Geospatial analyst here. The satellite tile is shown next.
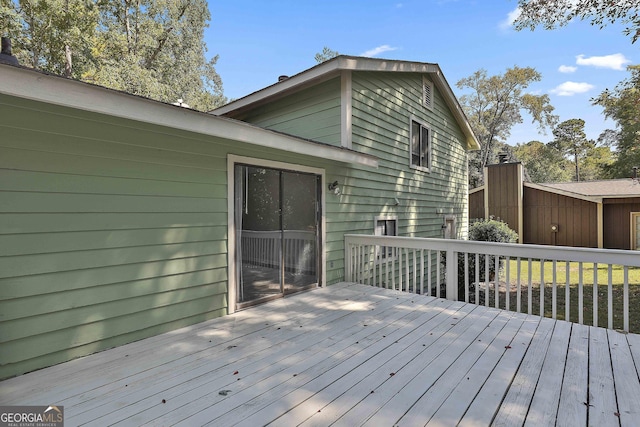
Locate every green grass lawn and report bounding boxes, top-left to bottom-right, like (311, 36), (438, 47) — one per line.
(466, 261), (640, 333)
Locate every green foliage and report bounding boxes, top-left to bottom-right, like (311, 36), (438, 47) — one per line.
(592, 65), (640, 178)
(513, 140), (572, 183)
(314, 46), (339, 63)
(580, 145), (614, 181)
(514, 0), (640, 44)
(2, 0), (99, 77)
(2, 0), (226, 111)
(468, 218), (519, 245)
(456, 66), (557, 188)
(455, 218), (518, 301)
(549, 118), (593, 181)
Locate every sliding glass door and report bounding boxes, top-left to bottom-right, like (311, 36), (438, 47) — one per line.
(234, 164), (320, 307)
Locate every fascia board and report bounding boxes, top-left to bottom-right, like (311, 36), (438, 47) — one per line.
(524, 182), (602, 203)
(212, 56), (480, 151)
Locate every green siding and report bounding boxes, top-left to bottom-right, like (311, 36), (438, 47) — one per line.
(349, 71), (469, 237)
(0, 68), (472, 379)
(0, 94), (338, 379)
(231, 71), (471, 287)
(233, 78), (342, 146)
(321, 72), (470, 284)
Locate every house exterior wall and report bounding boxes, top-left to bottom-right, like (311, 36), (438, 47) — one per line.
(0, 94), (345, 379)
(229, 71), (472, 279)
(603, 198), (640, 250)
(522, 186), (598, 247)
(349, 71), (470, 240)
(229, 78), (342, 146)
(0, 69), (473, 379)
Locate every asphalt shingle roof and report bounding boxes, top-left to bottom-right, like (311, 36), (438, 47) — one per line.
(540, 179), (640, 197)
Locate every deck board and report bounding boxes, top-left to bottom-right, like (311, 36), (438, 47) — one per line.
(1, 282), (639, 426)
(523, 320), (571, 426)
(556, 323), (589, 427)
(589, 327), (620, 426)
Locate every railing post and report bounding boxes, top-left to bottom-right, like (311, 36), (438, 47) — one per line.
(446, 248), (457, 301)
(344, 237), (351, 282)
(340, 235), (640, 333)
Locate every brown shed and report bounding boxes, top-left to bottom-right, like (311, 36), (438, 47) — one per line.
(469, 162), (640, 250)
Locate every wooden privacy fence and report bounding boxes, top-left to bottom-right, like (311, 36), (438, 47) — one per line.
(344, 234), (640, 332)
(241, 230), (316, 274)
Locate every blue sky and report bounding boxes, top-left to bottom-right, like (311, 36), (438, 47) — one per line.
(205, 0), (637, 146)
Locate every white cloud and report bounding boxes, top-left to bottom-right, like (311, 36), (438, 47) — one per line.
(576, 53), (631, 70)
(499, 7), (521, 30)
(360, 45), (398, 57)
(550, 81), (595, 96)
(558, 65), (577, 73)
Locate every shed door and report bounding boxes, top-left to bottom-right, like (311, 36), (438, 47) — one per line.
(234, 164), (320, 308)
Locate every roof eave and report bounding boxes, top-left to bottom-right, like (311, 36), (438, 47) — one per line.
(0, 64), (378, 168)
(211, 56), (481, 150)
(524, 182), (602, 203)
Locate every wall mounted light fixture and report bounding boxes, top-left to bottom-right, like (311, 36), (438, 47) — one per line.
(328, 181), (341, 195)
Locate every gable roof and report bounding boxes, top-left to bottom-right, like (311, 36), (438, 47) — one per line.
(0, 63), (378, 168)
(211, 55), (480, 150)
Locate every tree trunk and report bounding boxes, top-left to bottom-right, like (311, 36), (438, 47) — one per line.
(124, 0), (132, 53)
(64, 45), (72, 78)
(63, 0), (72, 78)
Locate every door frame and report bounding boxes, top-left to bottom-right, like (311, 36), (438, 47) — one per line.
(227, 154), (326, 314)
(632, 212), (640, 250)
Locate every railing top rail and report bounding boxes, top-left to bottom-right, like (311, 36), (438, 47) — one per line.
(344, 234), (640, 267)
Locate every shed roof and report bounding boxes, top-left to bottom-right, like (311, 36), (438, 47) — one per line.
(539, 179), (640, 198)
(211, 55), (480, 150)
(0, 63), (378, 168)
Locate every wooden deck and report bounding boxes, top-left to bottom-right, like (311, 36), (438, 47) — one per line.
(2, 282), (640, 426)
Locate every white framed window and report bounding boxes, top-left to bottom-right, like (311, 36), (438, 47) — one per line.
(375, 216), (398, 260)
(423, 76), (434, 110)
(410, 117), (431, 172)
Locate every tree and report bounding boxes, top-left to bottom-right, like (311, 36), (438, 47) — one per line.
(2, 0), (226, 111)
(514, 0), (640, 43)
(592, 65), (640, 178)
(513, 140), (572, 183)
(456, 66), (557, 187)
(314, 46), (339, 63)
(580, 145), (614, 181)
(549, 119), (592, 181)
(1, 0), (98, 77)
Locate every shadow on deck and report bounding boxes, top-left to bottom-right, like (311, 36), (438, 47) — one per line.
(1, 282), (639, 426)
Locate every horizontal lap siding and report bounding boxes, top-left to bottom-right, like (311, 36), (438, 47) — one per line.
(217, 72), (471, 285)
(0, 95), (338, 379)
(233, 79), (342, 146)
(348, 72), (469, 240)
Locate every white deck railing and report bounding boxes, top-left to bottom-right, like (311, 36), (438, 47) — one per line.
(344, 234), (640, 332)
(241, 230), (316, 274)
